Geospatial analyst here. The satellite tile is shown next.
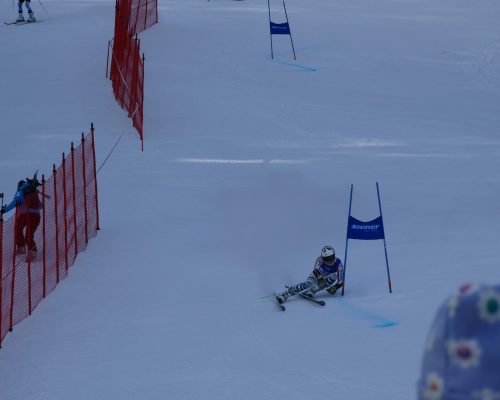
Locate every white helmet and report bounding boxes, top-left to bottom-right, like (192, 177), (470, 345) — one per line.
(321, 245), (335, 258)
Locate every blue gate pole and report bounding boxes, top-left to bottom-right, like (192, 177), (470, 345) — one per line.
(282, 1), (296, 60)
(341, 184), (354, 296)
(268, 0), (274, 59)
(376, 182), (393, 293)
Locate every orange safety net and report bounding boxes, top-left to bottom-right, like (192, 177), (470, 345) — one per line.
(0, 125), (99, 347)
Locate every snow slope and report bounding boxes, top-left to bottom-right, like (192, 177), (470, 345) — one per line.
(1, 0), (500, 398)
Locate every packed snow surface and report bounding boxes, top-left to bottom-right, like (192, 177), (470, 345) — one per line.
(1, 0), (500, 398)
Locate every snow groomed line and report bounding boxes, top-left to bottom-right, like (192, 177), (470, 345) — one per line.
(175, 158), (311, 164)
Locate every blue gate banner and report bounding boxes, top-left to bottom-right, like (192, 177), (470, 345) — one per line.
(347, 216), (385, 240)
(270, 21), (290, 35)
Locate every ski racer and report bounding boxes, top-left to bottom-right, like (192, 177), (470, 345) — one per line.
(275, 245), (344, 305)
(16, 0), (35, 23)
(0, 175), (42, 258)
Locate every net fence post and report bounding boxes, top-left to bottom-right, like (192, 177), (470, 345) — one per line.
(9, 206), (19, 332)
(62, 153), (69, 272)
(91, 124), (100, 231)
(71, 143), (78, 259)
(0, 198), (3, 348)
(42, 175), (47, 298)
(53, 164), (60, 283)
(81, 133), (89, 245)
(27, 211), (32, 315)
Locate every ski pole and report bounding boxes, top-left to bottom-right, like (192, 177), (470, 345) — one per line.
(37, 190), (51, 200)
(36, 0), (49, 19)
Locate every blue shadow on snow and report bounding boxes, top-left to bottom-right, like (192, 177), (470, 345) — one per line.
(339, 298), (398, 328)
(274, 60), (317, 72)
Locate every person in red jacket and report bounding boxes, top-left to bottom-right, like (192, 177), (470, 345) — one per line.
(1, 176), (42, 258)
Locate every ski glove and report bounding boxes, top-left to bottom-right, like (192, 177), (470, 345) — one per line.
(327, 282), (343, 295)
(327, 286), (337, 295)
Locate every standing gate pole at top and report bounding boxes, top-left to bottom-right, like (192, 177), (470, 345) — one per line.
(282, 1), (296, 60)
(267, 0), (274, 59)
(376, 182), (392, 293)
(341, 185), (353, 296)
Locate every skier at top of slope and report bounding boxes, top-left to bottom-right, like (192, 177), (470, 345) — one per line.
(275, 245), (344, 305)
(16, 0), (35, 23)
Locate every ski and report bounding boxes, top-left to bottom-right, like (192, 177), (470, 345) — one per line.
(284, 286), (326, 307)
(4, 20), (42, 26)
(298, 291), (325, 307)
(273, 287), (326, 311)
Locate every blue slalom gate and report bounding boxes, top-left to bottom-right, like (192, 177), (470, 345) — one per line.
(342, 183), (393, 296)
(267, 0), (296, 59)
